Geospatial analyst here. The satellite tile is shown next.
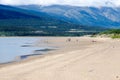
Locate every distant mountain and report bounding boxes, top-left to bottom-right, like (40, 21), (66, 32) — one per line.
(18, 5), (120, 28)
(0, 4), (64, 20)
(0, 4), (68, 27)
(0, 4), (40, 19)
(0, 4), (108, 36)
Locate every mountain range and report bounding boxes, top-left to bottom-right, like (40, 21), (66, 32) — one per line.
(18, 5), (120, 28)
(0, 4), (120, 36)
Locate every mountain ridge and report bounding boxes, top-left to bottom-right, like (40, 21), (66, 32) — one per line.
(17, 5), (120, 28)
(0, 4), (109, 36)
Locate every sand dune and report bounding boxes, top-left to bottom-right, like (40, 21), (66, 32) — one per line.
(0, 37), (120, 80)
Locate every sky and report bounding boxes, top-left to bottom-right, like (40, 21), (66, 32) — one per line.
(0, 0), (120, 7)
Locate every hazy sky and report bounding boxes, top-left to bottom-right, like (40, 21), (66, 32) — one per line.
(0, 0), (120, 7)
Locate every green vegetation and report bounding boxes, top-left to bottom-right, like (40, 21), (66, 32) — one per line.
(0, 26), (101, 36)
(100, 29), (120, 39)
(101, 29), (120, 34)
(0, 18), (107, 36)
(111, 35), (120, 39)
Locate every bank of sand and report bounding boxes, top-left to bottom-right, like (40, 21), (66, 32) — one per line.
(0, 37), (120, 80)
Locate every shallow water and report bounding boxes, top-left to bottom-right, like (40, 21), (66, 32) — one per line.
(0, 37), (52, 63)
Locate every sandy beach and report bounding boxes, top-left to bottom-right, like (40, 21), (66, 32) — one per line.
(0, 37), (120, 80)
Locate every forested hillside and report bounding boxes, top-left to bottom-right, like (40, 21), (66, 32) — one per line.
(0, 5), (107, 36)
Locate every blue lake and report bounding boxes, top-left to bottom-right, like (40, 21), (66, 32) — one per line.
(0, 37), (52, 63)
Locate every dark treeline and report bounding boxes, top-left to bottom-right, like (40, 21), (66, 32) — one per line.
(0, 26), (102, 36)
(0, 19), (107, 36)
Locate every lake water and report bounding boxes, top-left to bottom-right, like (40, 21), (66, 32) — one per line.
(0, 37), (53, 63)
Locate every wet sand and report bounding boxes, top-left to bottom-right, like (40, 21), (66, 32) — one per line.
(0, 37), (120, 80)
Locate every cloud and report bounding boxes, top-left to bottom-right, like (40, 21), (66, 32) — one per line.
(114, 0), (120, 6)
(0, 0), (120, 7)
(0, 0), (58, 5)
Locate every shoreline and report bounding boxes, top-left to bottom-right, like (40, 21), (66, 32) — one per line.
(1, 37), (120, 80)
(0, 36), (103, 68)
(0, 47), (57, 68)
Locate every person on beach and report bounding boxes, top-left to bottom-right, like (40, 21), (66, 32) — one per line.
(92, 40), (96, 42)
(66, 38), (71, 42)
